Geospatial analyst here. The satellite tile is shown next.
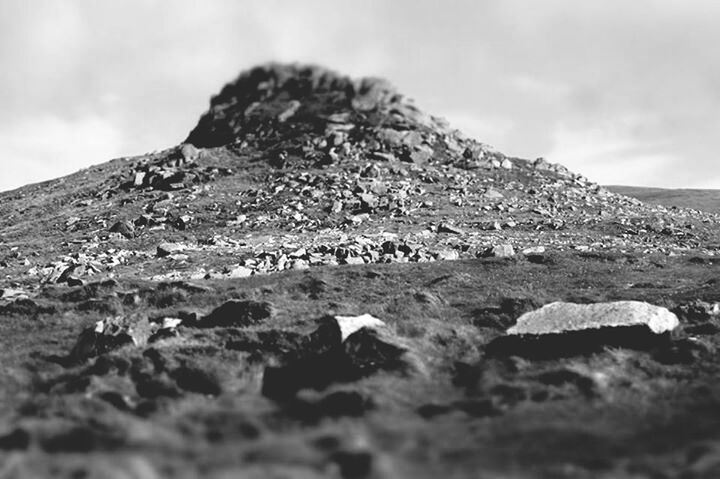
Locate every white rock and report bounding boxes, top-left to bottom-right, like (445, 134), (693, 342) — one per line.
(436, 249), (460, 261)
(507, 301), (679, 335)
(490, 244), (515, 257)
(161, 317), (183, 329)
(522, 246), (546, 255)
(227, 266), (253, 278)
(334, 314), (386, 342)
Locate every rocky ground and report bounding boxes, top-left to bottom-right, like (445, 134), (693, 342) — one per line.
(1, 64), (719, 478)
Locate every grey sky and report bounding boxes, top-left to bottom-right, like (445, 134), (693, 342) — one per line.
(1, 0), (718, 191)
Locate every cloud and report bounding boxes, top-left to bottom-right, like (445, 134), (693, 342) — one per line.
(545, 117), (678, 187)
(0, 1), (719, 189)
(0, 115), (122, 192)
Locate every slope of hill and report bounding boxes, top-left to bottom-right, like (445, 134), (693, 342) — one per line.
(1, 64), (720, 478)
(607, 185), (720, 213)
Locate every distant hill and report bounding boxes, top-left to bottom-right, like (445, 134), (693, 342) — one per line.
(606, 185), (720, 213)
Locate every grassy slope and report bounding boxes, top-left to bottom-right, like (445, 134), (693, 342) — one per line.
(3, 252), (720, 477)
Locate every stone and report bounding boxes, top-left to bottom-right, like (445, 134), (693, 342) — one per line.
(157, 242), (184, 257)
(180, 143), (200, 162)
(109, 220), (135, 239)
(277, 100), (301, 122)
(486, 301), (680, 359)
(483, 188), (504, 199)
(438, 223), (464, 235)
(408, 145), (434, 164)
(69, 318), (135, 362)
(227, 265), (253, 278)
(507, 301), (679, 336)
(370, 151), (396, 162)
(334, 314), (386, 342)
(0, 288), (29, 300)
(522, 246), (546, 255)
(343, 256), (366, 265)
(483, 244), (515, 258)
(436, 249), (460, 261)
(500, 158), (513, 169)
(133, 171), (146, 187)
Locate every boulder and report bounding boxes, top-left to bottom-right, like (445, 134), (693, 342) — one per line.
(508, 301), (679, 336)
(180, 143), (200, 162)
(109, 220), (135, 239)
(157, 242), (185, 257)
(486, 301), (680, 359)
(438, 223), (464, 235)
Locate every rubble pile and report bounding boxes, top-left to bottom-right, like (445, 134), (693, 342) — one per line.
(117, 146), (233, 193)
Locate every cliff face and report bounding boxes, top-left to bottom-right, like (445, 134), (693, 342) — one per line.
(0, 64), (720, 478)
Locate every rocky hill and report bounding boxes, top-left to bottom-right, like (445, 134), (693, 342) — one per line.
(1, 64), (720, 478)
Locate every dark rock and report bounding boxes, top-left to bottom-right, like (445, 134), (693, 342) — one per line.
(198, 300), (275, 328)
(173, 365), (223, 396)
(97, 391), (135, 412)
(109, 220), (135, 239)
(157, 242), (184, 257)
(0, 428), (30, 450)
(262, 315), (407, 399)
(69, 319), (135, 362)
(330, 450), (374, 479)
(438, 223), (464, 235)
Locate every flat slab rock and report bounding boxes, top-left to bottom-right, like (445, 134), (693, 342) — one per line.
(508, 301), (679, 335)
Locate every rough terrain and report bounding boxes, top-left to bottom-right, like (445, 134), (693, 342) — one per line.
(1, 64), (720, 478)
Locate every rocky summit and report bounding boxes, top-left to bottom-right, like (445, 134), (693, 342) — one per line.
(1, 63), (720, 478)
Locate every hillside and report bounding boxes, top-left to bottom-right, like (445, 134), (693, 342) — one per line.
(1, 64), (720, 478)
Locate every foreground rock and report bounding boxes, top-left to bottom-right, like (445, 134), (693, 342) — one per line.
(262, 314), (409, 399)
(508, 301), (679, 335)
(487, 301), (679, 359)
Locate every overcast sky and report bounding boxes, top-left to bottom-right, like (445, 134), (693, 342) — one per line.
(1, 1), (719, 191)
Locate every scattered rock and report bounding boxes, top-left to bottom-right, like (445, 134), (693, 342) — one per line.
(522, 246), (546, 255)
(109, 220), (135, 239)
(69, 319), (135, 362)
(226, 265), (253, 278)
(438, 223), (464, 235)
(482, 245), (515, 258)
(157, 243), (185, 257)
(180, 143), (200, 161)
(261, 314), (408, 399)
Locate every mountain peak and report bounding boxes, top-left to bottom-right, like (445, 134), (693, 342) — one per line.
(186, 63), (396, 147)
(185, 63), (504, 171)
